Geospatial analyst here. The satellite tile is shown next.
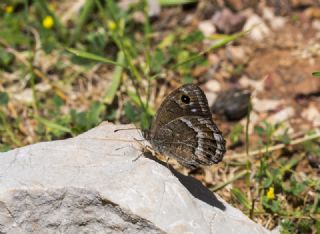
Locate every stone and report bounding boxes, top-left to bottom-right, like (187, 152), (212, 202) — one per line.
(270, 17), (287, 30)
(212, 88), (251, 121)
(243, 14), (271, 41)
(226, 45), (251, 65)
(0, 123), (272, 234)
(205, 92), (218, 108)
(301, 104), (320, 126)
(291, 0), (316, 8)
(198, 20), (216, 36)
(312, 20), (320, 31)
(148, 0), (161, 18)
(262, 7), (287, 30)
(212, 8), (246, 34)
(205, 79), (221, 93)
(225, 0), (256, 11)
(13, 88), (33, 104)
(252, 98), (282, 113)
(239, 75), (265, 92)
(267, 107), (295, 124)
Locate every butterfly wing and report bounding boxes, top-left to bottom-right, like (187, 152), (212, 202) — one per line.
(150, 116), (226, 169)
(150, 84), (212, 137)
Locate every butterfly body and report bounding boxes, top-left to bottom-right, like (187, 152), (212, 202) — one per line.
(148, 84), (226, 169)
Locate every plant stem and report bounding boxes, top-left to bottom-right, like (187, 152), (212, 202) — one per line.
(210, 170), (249, 192)
(227, 130), (320, 160)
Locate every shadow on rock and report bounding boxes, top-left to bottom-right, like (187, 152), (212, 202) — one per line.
(144, 152), (226, 211)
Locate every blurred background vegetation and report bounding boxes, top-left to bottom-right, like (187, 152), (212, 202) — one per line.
(0, 0), (319, 233)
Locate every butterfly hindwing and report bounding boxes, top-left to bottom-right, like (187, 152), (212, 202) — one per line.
(150, 116), (226, 168)
(148, 84), (226, 168)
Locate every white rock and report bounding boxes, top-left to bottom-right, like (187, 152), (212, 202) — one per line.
(262, 7), (275, 21)
(239, 75), (265, 92)
(226, 45), (250, 65)
(205, 79), (221, 93)
(312, 20), (320, 31)
(198, 20), (216, 36)
(205, 92), (218, 107)
(0, 123), (272, 234)
(148, 0), (161, 17)
(267, 107), (295, 124)
(262, 7), (286, 30)
(252, 98), (282, 113)
(244, 14), (271, 41)
(270, 17), (286, 30)
(13, 88), (33, 104)
(302, 105), (320, 126)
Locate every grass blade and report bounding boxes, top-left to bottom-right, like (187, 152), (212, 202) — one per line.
(231, 188), (252, 210)
(104, 51), (124, 104)
(160, 0), (198, 5)
(312, 71), (320, 77)
(35, 116), (72, 134)
(66, 48), (127, 68)
(172, 31), (247, 70)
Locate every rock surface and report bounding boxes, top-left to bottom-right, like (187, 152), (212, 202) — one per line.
(0, 122), (272, 234)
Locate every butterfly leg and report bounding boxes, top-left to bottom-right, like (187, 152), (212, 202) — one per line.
(132, 143), (154, 162)
(165, 157), (171, 168)
(132, 152), (144, 162)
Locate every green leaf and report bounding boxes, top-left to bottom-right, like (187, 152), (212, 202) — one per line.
(87, 101), (104, 127)
(182, 75), (194, 84)
(0, 47), (14, 67)
(231, 188), (251, 210)
(104, 51), (124, 104)
(0, 92), (9, 106)
(159, 0), (198, 6)
(124, 102), (138, 122)
(262, 199), (281, 213)
(172, 31), (246, 70)
(52, 95), (64, 108)
(158, 34), (176, 49)
(182, 30), (204, 44)
(66, 48), (127, 68)
(281, 219), (295, 234)
(229, 123), (243, 144)
(35, 116), (72, 134)
(70, 101), (104, 133)
(316, 220), (320, 234)
(127, 91), (155, 117)
(312, 71), (320, 77)
(70, 0), (95, 43)
(0, 144), (11, 152)
(150, 49), (167, 73)
(261, 177), (273, 188)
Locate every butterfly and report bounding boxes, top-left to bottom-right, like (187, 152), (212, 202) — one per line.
(146, 84), (226, 169)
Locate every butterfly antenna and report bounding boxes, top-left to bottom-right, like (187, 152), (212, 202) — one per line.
(115, 145), (130, 151)
(133, 137), (146, 142)
(114, 127), (148, 140)
(114, 127), (139, 133)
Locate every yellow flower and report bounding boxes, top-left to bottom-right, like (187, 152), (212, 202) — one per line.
(42, 16), (54, 29)
(107, 21), (116, 31)
(266, 187), (275, 200)
(5, 5), (14, 14)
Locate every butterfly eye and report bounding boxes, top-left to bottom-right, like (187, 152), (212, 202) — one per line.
(181, 94), (190, 104)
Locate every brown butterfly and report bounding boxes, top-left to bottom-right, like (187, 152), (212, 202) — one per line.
(147, 84), (226, 169)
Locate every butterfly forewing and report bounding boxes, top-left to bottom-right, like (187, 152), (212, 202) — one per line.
(150, 84), (211, 137)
